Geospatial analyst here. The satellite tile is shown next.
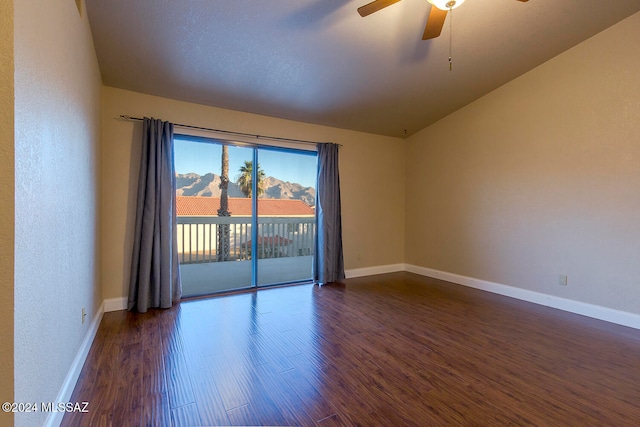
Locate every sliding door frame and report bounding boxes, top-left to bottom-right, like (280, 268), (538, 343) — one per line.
(175, 133), (317, 293)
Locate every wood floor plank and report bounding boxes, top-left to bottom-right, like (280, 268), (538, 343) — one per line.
(279, 367), (338, 423)
(165, 351), (195, 409)
(141, 392), (171, 426)
(170, 403), (201, 427)
(189, 368), (231, 426)
(62, 272), (640, 426)
(247, 362), (319, 426)
(206, 352), (252, 412)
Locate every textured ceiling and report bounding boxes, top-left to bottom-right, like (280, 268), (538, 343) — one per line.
(86, 0), (640, 137)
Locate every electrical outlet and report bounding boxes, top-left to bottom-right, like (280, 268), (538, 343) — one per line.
(559, 275), (568, 286)
(82, 307), (86, 324)
(357, 253), (361, 261)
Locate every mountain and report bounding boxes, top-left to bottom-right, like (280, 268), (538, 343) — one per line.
(176, 173), (316, 206)
(262, 176), (316, 207)
(176, 173), (244, 198)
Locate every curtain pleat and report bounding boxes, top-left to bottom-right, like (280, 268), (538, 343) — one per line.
(315, 143), (345, 284)
(128, 117), (181, 312)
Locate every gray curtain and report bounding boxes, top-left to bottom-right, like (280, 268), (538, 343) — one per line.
(315, 142), (345, 284)
(128, 117), (181, 312)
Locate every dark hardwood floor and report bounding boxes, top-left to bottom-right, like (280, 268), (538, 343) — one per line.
(63, 272), (640, 426)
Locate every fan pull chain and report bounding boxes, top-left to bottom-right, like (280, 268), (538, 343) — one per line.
(449, 5), (453, 71)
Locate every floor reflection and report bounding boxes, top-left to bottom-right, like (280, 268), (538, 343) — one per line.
(178, 284), (328, 424)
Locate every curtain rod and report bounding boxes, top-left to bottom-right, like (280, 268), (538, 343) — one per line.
(119, 115), (338, 147)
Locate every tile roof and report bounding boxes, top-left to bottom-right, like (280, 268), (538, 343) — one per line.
(176, 196), (314, 217)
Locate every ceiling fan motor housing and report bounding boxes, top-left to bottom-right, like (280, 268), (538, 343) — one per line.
(427, 0), (465, 10)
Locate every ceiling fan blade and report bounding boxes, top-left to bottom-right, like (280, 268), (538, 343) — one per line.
(357, 0), (402, 17)
(422, 6), (448, 40)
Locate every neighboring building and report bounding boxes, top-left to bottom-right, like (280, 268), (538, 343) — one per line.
(176, 196), (315, 217)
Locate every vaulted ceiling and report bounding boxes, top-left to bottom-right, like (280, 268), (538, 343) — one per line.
(86, 0), (640, 137)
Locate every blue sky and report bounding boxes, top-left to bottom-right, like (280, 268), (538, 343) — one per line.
(174, 137), (318, 188)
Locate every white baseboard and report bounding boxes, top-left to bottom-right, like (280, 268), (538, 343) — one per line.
(405, 264), (640, 330)
(103, 297), (127, 312)
(44, 303), (104, 427)
(345, 263), (405, 279)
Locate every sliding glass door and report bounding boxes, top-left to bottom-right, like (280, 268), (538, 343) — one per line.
(174, 135), (317, 296)
(256, 147), (317, 286)
(174, 138), (254, 295)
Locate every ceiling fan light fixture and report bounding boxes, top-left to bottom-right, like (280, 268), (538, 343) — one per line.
(427, 0), (465, 10)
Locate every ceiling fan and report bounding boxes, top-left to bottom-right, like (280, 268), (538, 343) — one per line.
(358, 0), (529, 40)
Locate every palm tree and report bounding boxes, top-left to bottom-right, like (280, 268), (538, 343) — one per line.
(217, 145), (230, 261)
(236, 160), (266, 198)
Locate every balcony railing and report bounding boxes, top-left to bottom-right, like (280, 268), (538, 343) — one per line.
(177, 216), (316, 264)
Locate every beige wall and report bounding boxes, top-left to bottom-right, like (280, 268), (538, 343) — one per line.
(0, 1), (14, 425)
(405, 12), (640, 314)
(101, 87), (405, 300)
(13, 0), (102, 425)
